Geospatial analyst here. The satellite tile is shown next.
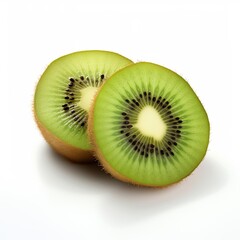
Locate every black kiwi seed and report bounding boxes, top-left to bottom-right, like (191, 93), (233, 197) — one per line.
(162, 101), (169, 108)
(132, 99), (139, 106)
(166, 111), (171, 115)
(101, 74), (104, 79)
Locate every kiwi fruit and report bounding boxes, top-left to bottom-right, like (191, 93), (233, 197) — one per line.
(34, 50), (133, 162)
(88, 62), (210, 187)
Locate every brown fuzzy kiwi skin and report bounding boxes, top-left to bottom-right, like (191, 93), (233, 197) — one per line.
(34, 110), (94, 163)
(87, 65), (206, 188)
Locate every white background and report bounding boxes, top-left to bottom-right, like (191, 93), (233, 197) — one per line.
(2, 0), (240, 239)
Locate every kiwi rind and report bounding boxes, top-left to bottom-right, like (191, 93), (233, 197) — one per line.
(35, 112), (93, 162)
(34, 50), (133, 162)
(88, 62), (210, 186)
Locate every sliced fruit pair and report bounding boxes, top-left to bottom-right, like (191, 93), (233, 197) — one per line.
(34, 51), (210, 187)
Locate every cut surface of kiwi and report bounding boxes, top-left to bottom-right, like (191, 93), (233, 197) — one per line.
(89, 62), (210, 186)
(34, 50), (133, 162)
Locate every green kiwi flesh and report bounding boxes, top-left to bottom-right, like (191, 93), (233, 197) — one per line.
(90, 62), (210, 186)
(34, 50), (133, 161)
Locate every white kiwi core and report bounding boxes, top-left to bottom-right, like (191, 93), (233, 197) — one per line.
(78, 86), (98, 112)
(134, 105), (167, 141)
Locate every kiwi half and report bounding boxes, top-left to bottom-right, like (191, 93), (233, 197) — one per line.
(89, 62), (210, 187)
(34, 50), (133, 162)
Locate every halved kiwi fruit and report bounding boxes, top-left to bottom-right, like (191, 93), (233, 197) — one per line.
(34, 50), (133, 162)
(89, 62), (210, 187)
